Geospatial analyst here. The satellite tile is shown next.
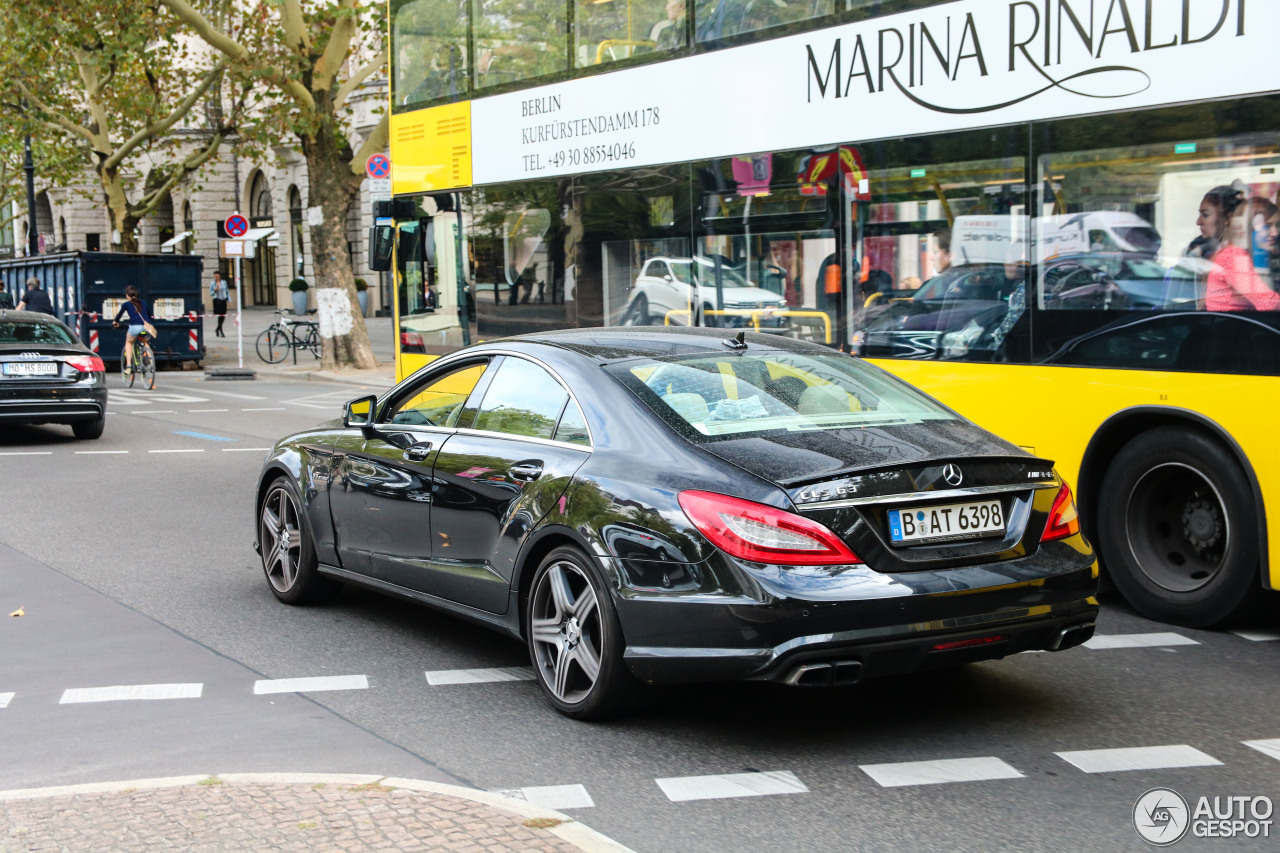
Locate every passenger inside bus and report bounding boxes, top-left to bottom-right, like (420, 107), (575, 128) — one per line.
(1197, 185), (1280, 312)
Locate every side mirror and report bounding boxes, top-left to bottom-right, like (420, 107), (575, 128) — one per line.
(368, 225), (394, 271)
(344, 395), (377, 429)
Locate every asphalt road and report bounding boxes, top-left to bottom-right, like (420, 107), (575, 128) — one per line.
(3, 370), (1280, 852)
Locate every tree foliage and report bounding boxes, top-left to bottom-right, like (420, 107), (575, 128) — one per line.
(0, 0), (246, 252)
(161, 0), (389, 370)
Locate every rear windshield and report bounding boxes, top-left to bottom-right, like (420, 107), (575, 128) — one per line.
(608, 350), (958, 439)
(0, 321), (77, 345)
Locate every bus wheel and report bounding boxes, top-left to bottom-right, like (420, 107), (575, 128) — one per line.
(1097, 426), (1258, 628)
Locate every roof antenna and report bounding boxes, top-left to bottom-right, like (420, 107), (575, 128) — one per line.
(722, 330), (747, 350)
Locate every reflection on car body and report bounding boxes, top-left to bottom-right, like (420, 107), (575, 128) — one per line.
(255, 328), (1097, 720)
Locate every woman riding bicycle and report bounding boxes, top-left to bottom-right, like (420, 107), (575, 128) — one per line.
(112, 285), (155, 375)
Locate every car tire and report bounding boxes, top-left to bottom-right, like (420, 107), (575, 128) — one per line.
(624, 293), (649, 326)
(1096, 426), (1259, 627)
(72, 416), (105, 440)
(259, 476), (342, 605)
(526, 546), (646, 720)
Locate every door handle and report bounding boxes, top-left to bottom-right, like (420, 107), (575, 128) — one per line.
(509, 462), (543, 482)
(403, 442), (433, 462)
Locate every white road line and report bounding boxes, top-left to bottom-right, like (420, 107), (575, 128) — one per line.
(656, 770), (808, 802)
(0, 692), (12, 709)
(149, 449), (205, 454)
(222, 447), (273, 452)
(0, 451), (53, 456)
(1243, 739), (1280, 762)
(188, 408), (228, 413)
(493, 785), (594, 810)
(242, 407), (286, 412)
(75, 450), (129, 455)
(187, 387), (266, 400)
(253, 675), (368, 694)
(132, 410), (176, 415)
(859, 757), (1024, 788)
(1083, 632), (1199, 649)
(424, 667), (535, 685)
(1056, 745), (1222, 774)
(1232, 629), (1280, 642)
(60, 683), (203, 704)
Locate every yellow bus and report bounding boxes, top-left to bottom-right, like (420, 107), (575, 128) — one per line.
(385, 0), (1280, 627)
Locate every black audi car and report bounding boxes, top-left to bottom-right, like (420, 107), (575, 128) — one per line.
(254, 328), (1098, 719)
(0, 310), (107, 439)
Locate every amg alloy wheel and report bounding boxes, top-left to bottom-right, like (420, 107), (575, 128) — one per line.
(259, 477), (341, 605)
(527, 546), (644, 719)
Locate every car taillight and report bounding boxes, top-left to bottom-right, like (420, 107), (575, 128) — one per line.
(401, 331), (425, 354)
(64, 355), (105, 373)
(677, 490), (862, 566)
(1041, 482), (1080, 542)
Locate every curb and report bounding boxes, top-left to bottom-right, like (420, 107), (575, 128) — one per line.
(201, 365), (397, 389)
(0, 773), (636, 853)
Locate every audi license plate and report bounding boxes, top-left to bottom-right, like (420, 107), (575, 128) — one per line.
(887, 499), (1005, 544)
(2, 362), (57, 376)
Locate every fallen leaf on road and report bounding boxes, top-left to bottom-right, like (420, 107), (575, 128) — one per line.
(9, 607), (24, 617)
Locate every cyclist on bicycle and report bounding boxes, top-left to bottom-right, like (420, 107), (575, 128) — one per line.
(112, 285), (154, 375)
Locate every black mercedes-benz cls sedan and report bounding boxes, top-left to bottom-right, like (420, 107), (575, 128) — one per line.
(254, 327), (1097, 719)
(0, 310), (107, 439)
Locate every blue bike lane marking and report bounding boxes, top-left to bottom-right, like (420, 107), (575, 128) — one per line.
(172, 430), (235, 442)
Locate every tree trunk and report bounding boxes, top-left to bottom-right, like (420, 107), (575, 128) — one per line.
(100, 164), (140, 253)
(302, 117), (376, 371)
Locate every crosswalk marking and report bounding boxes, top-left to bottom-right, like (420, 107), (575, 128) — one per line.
(242, 407), (286, 412)
(1242, 739), (1280, 762)
(1083, 632), (1199, 650)
(494, 784), (594, 810)
(149, 449), (204, 454)
(656, 771), (808, 802)
(1055, 745), (1221, 774)
(1231, 629), (1280, 642)
(222, 448), (273, 452)
(425, 667), (535, 685)
(859, 757), (1024, 788)
(0, 451), (52, 456)
(60, 683), (204, 704)
(0, 692), (12, 709)
(75, 450), (129, 455)
(253, 675), (368, 694)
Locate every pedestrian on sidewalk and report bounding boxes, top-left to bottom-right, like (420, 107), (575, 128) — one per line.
(210, 271), (229, 337)
(16, 277), (55, 316)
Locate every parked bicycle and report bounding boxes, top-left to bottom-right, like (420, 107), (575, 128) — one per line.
(256, 309), (320, 364)
(123, 329), (156, 390)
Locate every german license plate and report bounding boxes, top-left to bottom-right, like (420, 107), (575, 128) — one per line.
(2, 362), (57, 376)
(887, 499), (1005, 544)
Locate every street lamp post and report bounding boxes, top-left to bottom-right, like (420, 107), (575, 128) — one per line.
(24, 133), (37, 257)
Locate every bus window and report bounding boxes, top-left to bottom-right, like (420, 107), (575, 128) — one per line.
(473, 0), (569, 89)
(848, 147), (1030, 364)
(576, 0), (674, 68)
(391, 0), (470, 108)
(1037, 135), (1280, 328)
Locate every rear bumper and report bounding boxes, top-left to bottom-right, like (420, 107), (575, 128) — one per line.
(613, 542), (1099, 685)
(0, 386), (107, 423)
(623, 602), (1098, 684)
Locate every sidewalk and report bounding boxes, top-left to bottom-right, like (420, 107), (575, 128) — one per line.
(201, 306), (398, 389)
(0, 774), (634, 852)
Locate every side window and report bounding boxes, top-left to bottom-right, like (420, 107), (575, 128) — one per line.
(473, 357), (569, 439)
(385, 362), (488, 427)
(553, 400), (590, 445)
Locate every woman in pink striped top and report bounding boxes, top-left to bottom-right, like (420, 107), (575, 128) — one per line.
(1196, 185), (1280, 312)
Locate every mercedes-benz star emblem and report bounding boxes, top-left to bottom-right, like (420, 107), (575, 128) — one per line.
(942, 464), (964, 487)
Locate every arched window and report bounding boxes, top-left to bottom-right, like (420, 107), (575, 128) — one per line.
(289, 186), (304, 278)
(250, 172), (273, 220)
